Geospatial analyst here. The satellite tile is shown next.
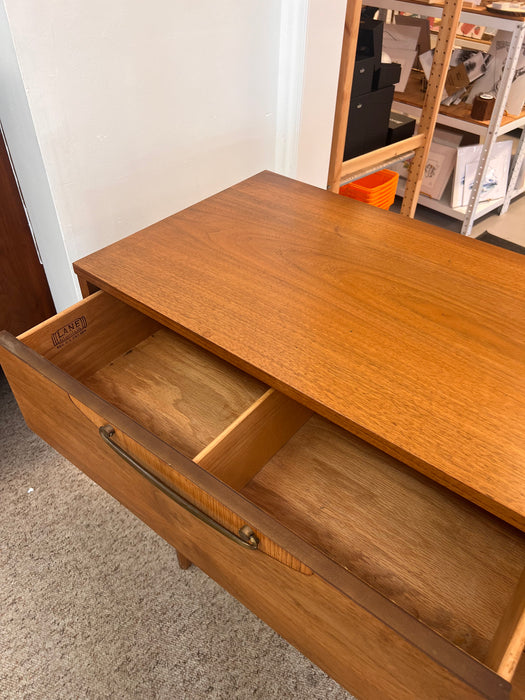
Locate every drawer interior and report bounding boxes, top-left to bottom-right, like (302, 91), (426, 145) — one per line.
(83, 328), (266, 458)
(241, 414), (525, 668)
(21, 291), (267, 459)
(19, 289), (525, 678)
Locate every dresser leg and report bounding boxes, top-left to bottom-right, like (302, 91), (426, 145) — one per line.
(176, 550), (192, 570)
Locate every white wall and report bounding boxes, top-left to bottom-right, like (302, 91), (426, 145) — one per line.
(297, 0), (346, 187)
(2, 1), (282, 308)
(1, 0), (344, 310)
(274, 0), (346, 188)
(0, 1), (80, 310)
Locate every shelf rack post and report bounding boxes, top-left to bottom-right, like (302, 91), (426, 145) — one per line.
(501, 124), (525, 215)
(400, 0), (463, 217)
(327, 0), (363, 192)
(461, 24), (525, 232)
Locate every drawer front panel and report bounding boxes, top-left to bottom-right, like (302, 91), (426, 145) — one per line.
(71, 396), (310, 573)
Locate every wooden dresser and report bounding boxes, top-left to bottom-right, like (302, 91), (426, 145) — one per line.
(1, 171), (524, 699)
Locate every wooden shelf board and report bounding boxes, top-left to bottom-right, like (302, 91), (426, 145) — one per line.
(394, 73), (525, 131)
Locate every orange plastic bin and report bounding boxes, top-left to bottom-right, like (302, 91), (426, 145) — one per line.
(339, 169), (399, 210)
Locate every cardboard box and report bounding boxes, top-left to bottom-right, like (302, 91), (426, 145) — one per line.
(420, 143), (457, 200)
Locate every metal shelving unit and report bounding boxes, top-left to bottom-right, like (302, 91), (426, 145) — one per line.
(328, 0), (525, 236)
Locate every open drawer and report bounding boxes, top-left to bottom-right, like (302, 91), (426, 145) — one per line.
(243, 416), (525, 681)
(0, 291), (311, 571)
(1, 290), (524, 700)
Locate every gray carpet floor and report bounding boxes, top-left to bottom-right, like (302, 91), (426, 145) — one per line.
(0, 370), (353, 700)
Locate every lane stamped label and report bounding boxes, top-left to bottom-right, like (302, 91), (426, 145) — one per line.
(51, 316), (88, 348)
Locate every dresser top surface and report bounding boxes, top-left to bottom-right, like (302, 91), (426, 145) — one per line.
(74, 171), (525, 529)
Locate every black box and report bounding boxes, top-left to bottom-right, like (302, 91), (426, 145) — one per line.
(352, 57), (376, 97)
(373, 62), (402, 91)
(356, 19), (383, 70)
(387, 112), (417, 145)
(344, 86), (395, 160)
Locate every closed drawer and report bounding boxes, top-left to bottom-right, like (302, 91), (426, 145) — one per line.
(352, 57), (376, 97)
(1, 290), (524, 700)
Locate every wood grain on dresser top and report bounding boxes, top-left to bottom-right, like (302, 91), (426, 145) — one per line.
(74, 171), (525, 530)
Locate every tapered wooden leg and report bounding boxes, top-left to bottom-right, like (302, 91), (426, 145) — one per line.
(176, 550), (192, 570)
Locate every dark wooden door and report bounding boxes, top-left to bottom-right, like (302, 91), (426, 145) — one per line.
(0, 130), (55, 335)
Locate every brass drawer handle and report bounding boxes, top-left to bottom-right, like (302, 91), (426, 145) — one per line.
(99, 425), (259, 550)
